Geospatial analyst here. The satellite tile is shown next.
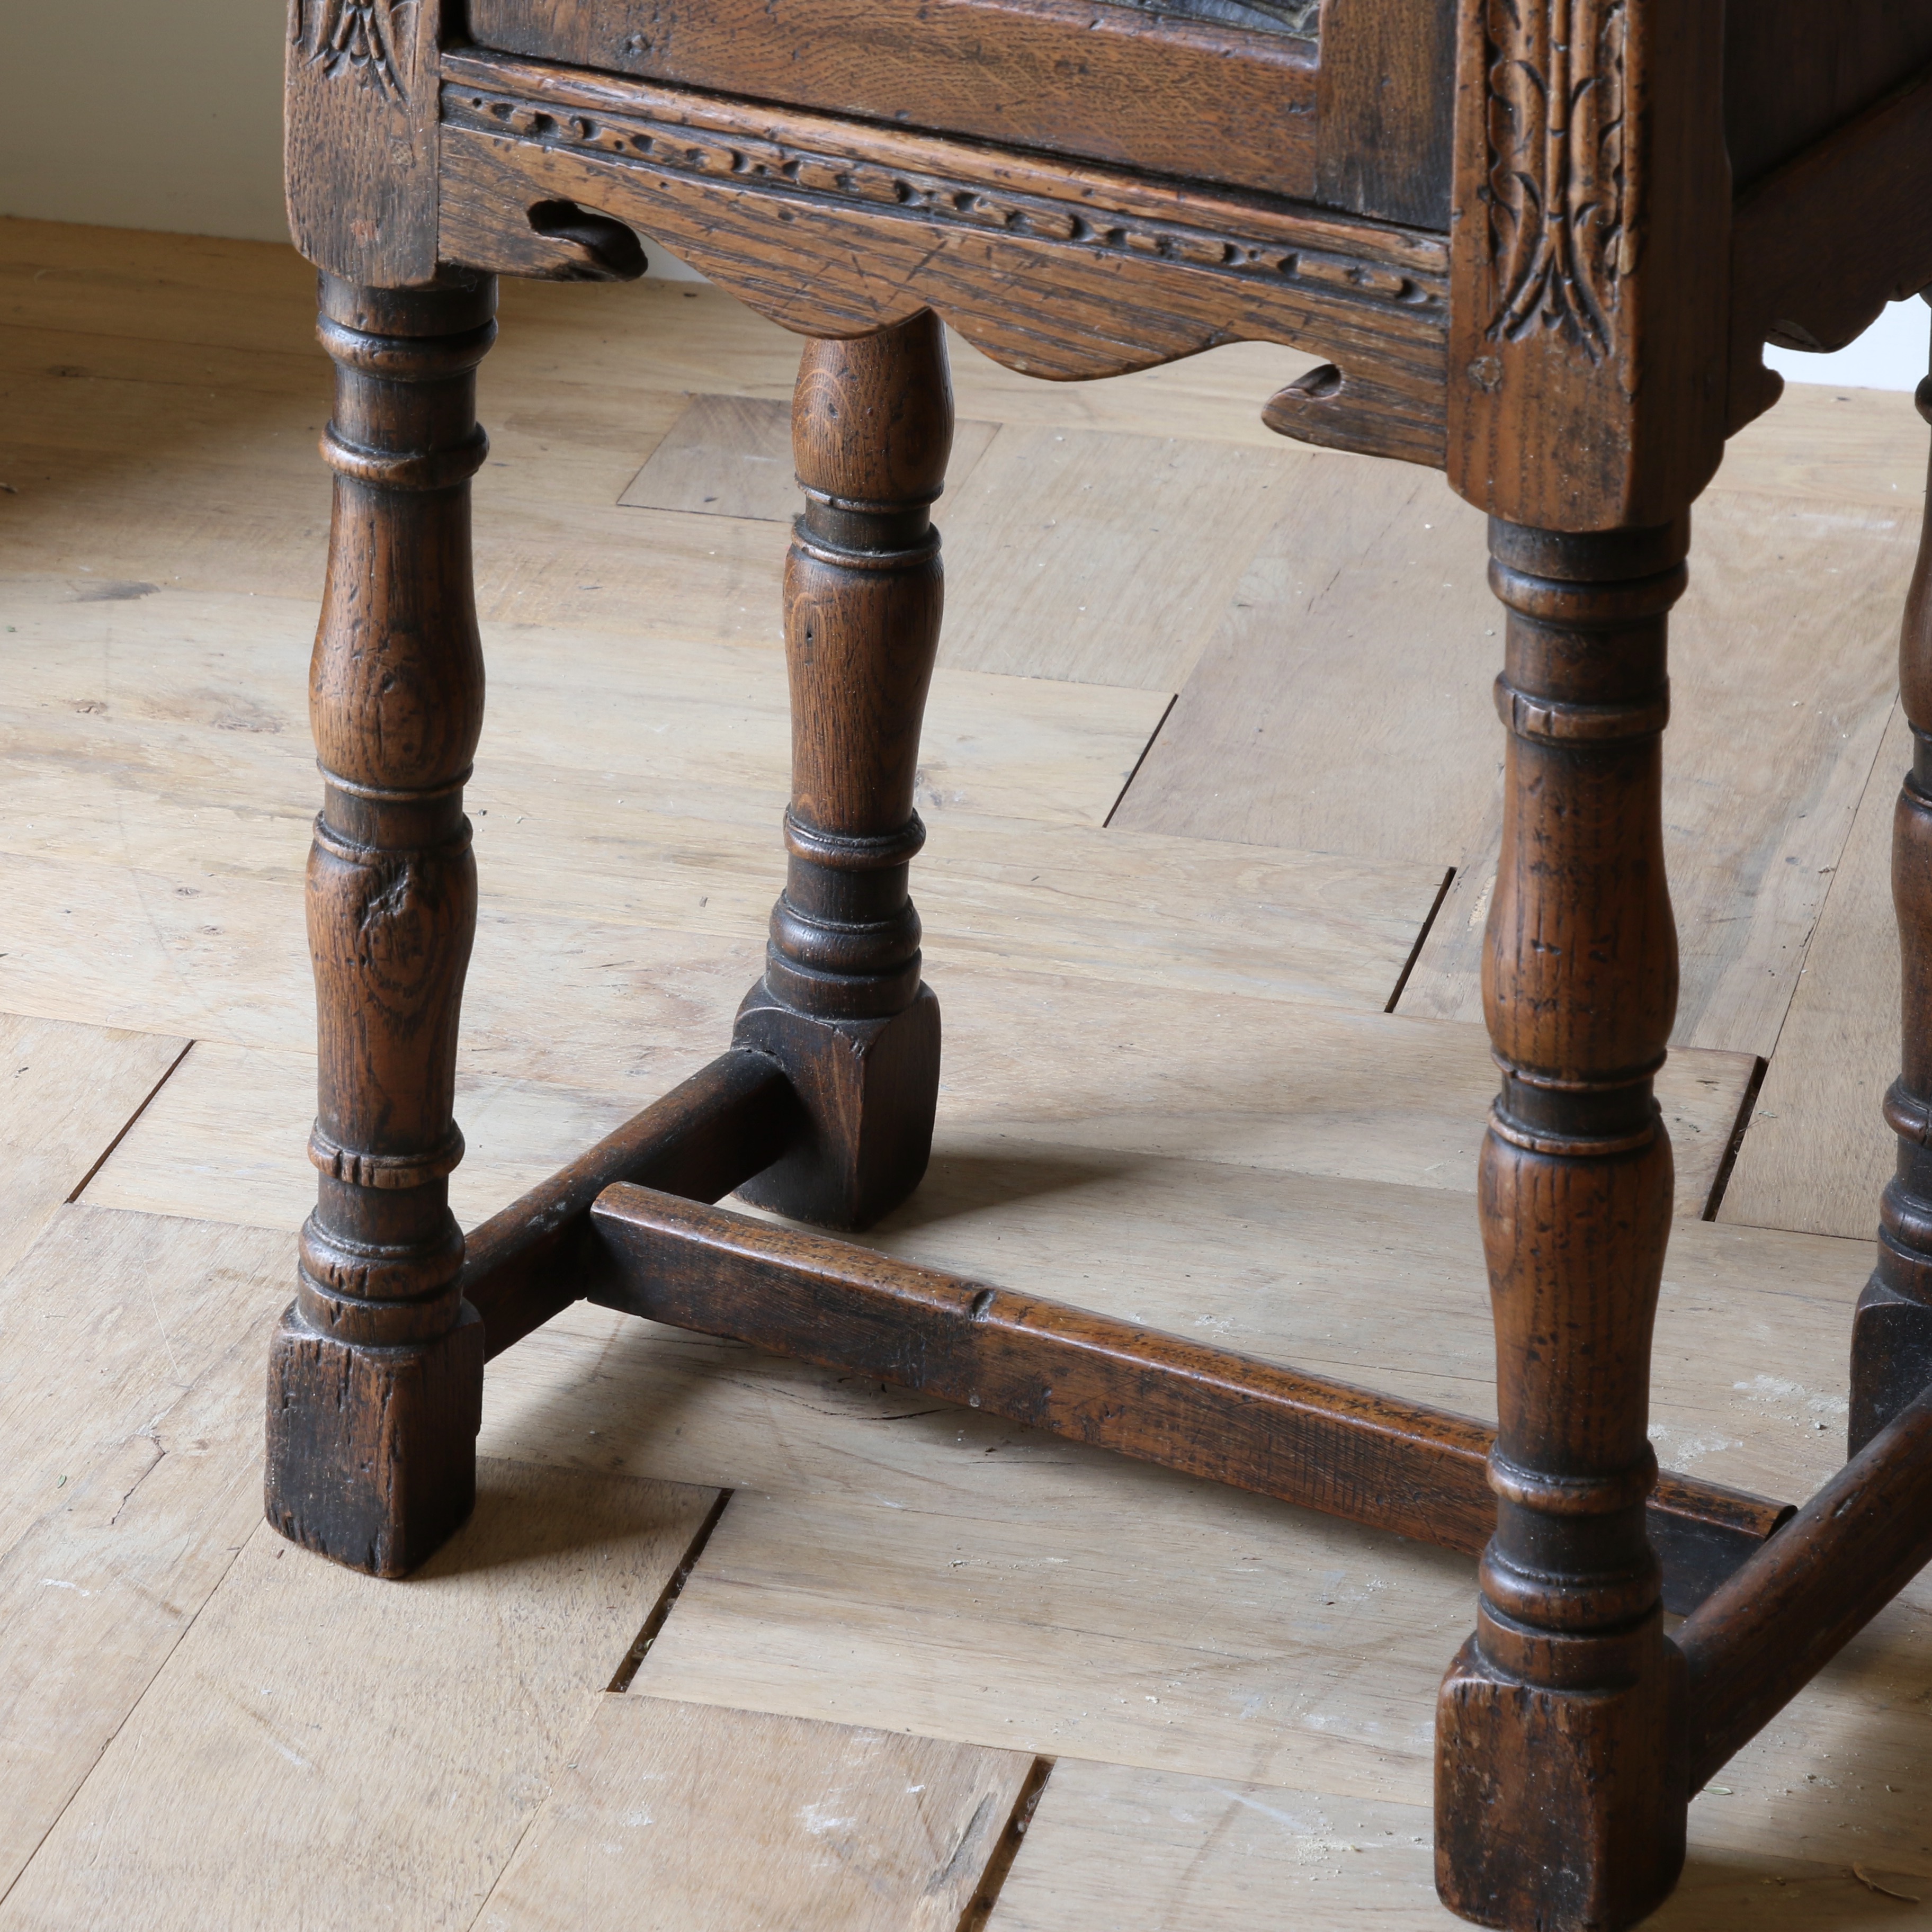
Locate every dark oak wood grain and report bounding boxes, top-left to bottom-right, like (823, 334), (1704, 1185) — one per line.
(434, 52), (1451, 466)
(588, 1183), (1790, 1612)
(1851, 354), (1932, 1453)
(460, 1049), (801, 1359)
(1445, 0), (1729, 531)
(1316, 0), (1457, 230)
(285, 0), (443, 285)
(1435, 519), (1690, 1931)
(1728, 62), (1932, 433)
(264, 272), (497, 1578)
(731, 315), (949, 1228)
(461, 0), (1320, 203)
(1725, 2), (1932, 190)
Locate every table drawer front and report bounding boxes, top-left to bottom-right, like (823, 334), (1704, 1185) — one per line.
(463, 0), (1322, 200)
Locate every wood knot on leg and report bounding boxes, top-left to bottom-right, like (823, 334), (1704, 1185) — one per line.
(265, 274), (497, 1579)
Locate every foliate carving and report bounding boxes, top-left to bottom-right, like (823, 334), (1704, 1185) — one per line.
(1481, 0), (1630, 361)
(295, 0), (413, 102)
(439, 85), (1448, 323)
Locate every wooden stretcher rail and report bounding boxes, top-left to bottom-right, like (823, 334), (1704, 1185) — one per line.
(588, 1184), (1794, 1614)
(1680, 1384), (1932, 1787)
(460, 1049), (801, 1358)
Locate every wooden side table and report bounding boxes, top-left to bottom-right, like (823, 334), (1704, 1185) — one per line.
(267, 4), (1932, 1924)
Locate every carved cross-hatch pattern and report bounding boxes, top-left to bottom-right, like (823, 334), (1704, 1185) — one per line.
(441, 87), (1448, 323)
(1481, 0), (1629, 362)
(294, 0), (414, 102)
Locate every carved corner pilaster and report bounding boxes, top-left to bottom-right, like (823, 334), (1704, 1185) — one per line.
(1446, 0), (1730, 529)
(285, 0), (442, 284)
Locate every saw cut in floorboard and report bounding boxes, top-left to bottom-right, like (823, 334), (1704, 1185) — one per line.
(0, 577), (1170, 847)
(0, 1210), (286, 1893)
(475, 1695), (1039, 1932)
(0, 1010), (186, 1277)
(937, 425), (1310, 691)
(982, 1757), (1926, 1930)
(83, 991), (1754, 1236)
(0, 1459), (721, 1932)
(1394, 489), (1912, 1060)
(1720, 704), (1906, 1238)
(0, 1206), (286, 1566)
(1108, 458), (1499, 864)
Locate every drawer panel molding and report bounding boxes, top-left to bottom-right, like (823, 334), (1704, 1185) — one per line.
(435, 51), (1451, 465)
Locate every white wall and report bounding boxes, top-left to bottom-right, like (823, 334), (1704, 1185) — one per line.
(0, 4), (1923, 371)
(1766, 298), (1928, 395)
(1, 0), (289, 243)
(0, 0), (699, 275)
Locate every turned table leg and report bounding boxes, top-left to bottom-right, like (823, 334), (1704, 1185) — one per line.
(733, 311), (951, 1229)
(264, 274), (497, 1578)
(1853, 346), (1932, 1453)
(1436, 520), (1690, 1931)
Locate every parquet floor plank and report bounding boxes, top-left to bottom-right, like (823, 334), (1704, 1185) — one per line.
(983, 1759), (1924, 1929)
(1720, 704), (1906, 1237)
(0, 1012), (185, 1278)
(475, 1696), (1036, 1932)
(1396, 491), (1912, 1060)
(0, 1453), (720, 1932)
(1126, 484), (1912, 1061)
(0, 1209), (286, 1893)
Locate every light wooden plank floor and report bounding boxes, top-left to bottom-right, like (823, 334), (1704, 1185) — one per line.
(4, 214), (1930, 1927)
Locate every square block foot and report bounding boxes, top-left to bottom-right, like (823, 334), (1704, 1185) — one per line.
(264, 1300), (484, 1578)
(732, 985), (940, 1230)
(1435, 1634), (1686, 1932)
(1851, 1274), (1932, 1453)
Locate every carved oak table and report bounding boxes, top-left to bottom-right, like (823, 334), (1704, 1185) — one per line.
(269, 3), (1932, 1924)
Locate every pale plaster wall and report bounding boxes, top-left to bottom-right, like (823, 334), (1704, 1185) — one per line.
(1, 0), (290, 243)
(1766, 298), (1928, 396)
(0, 0), (698, 275)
